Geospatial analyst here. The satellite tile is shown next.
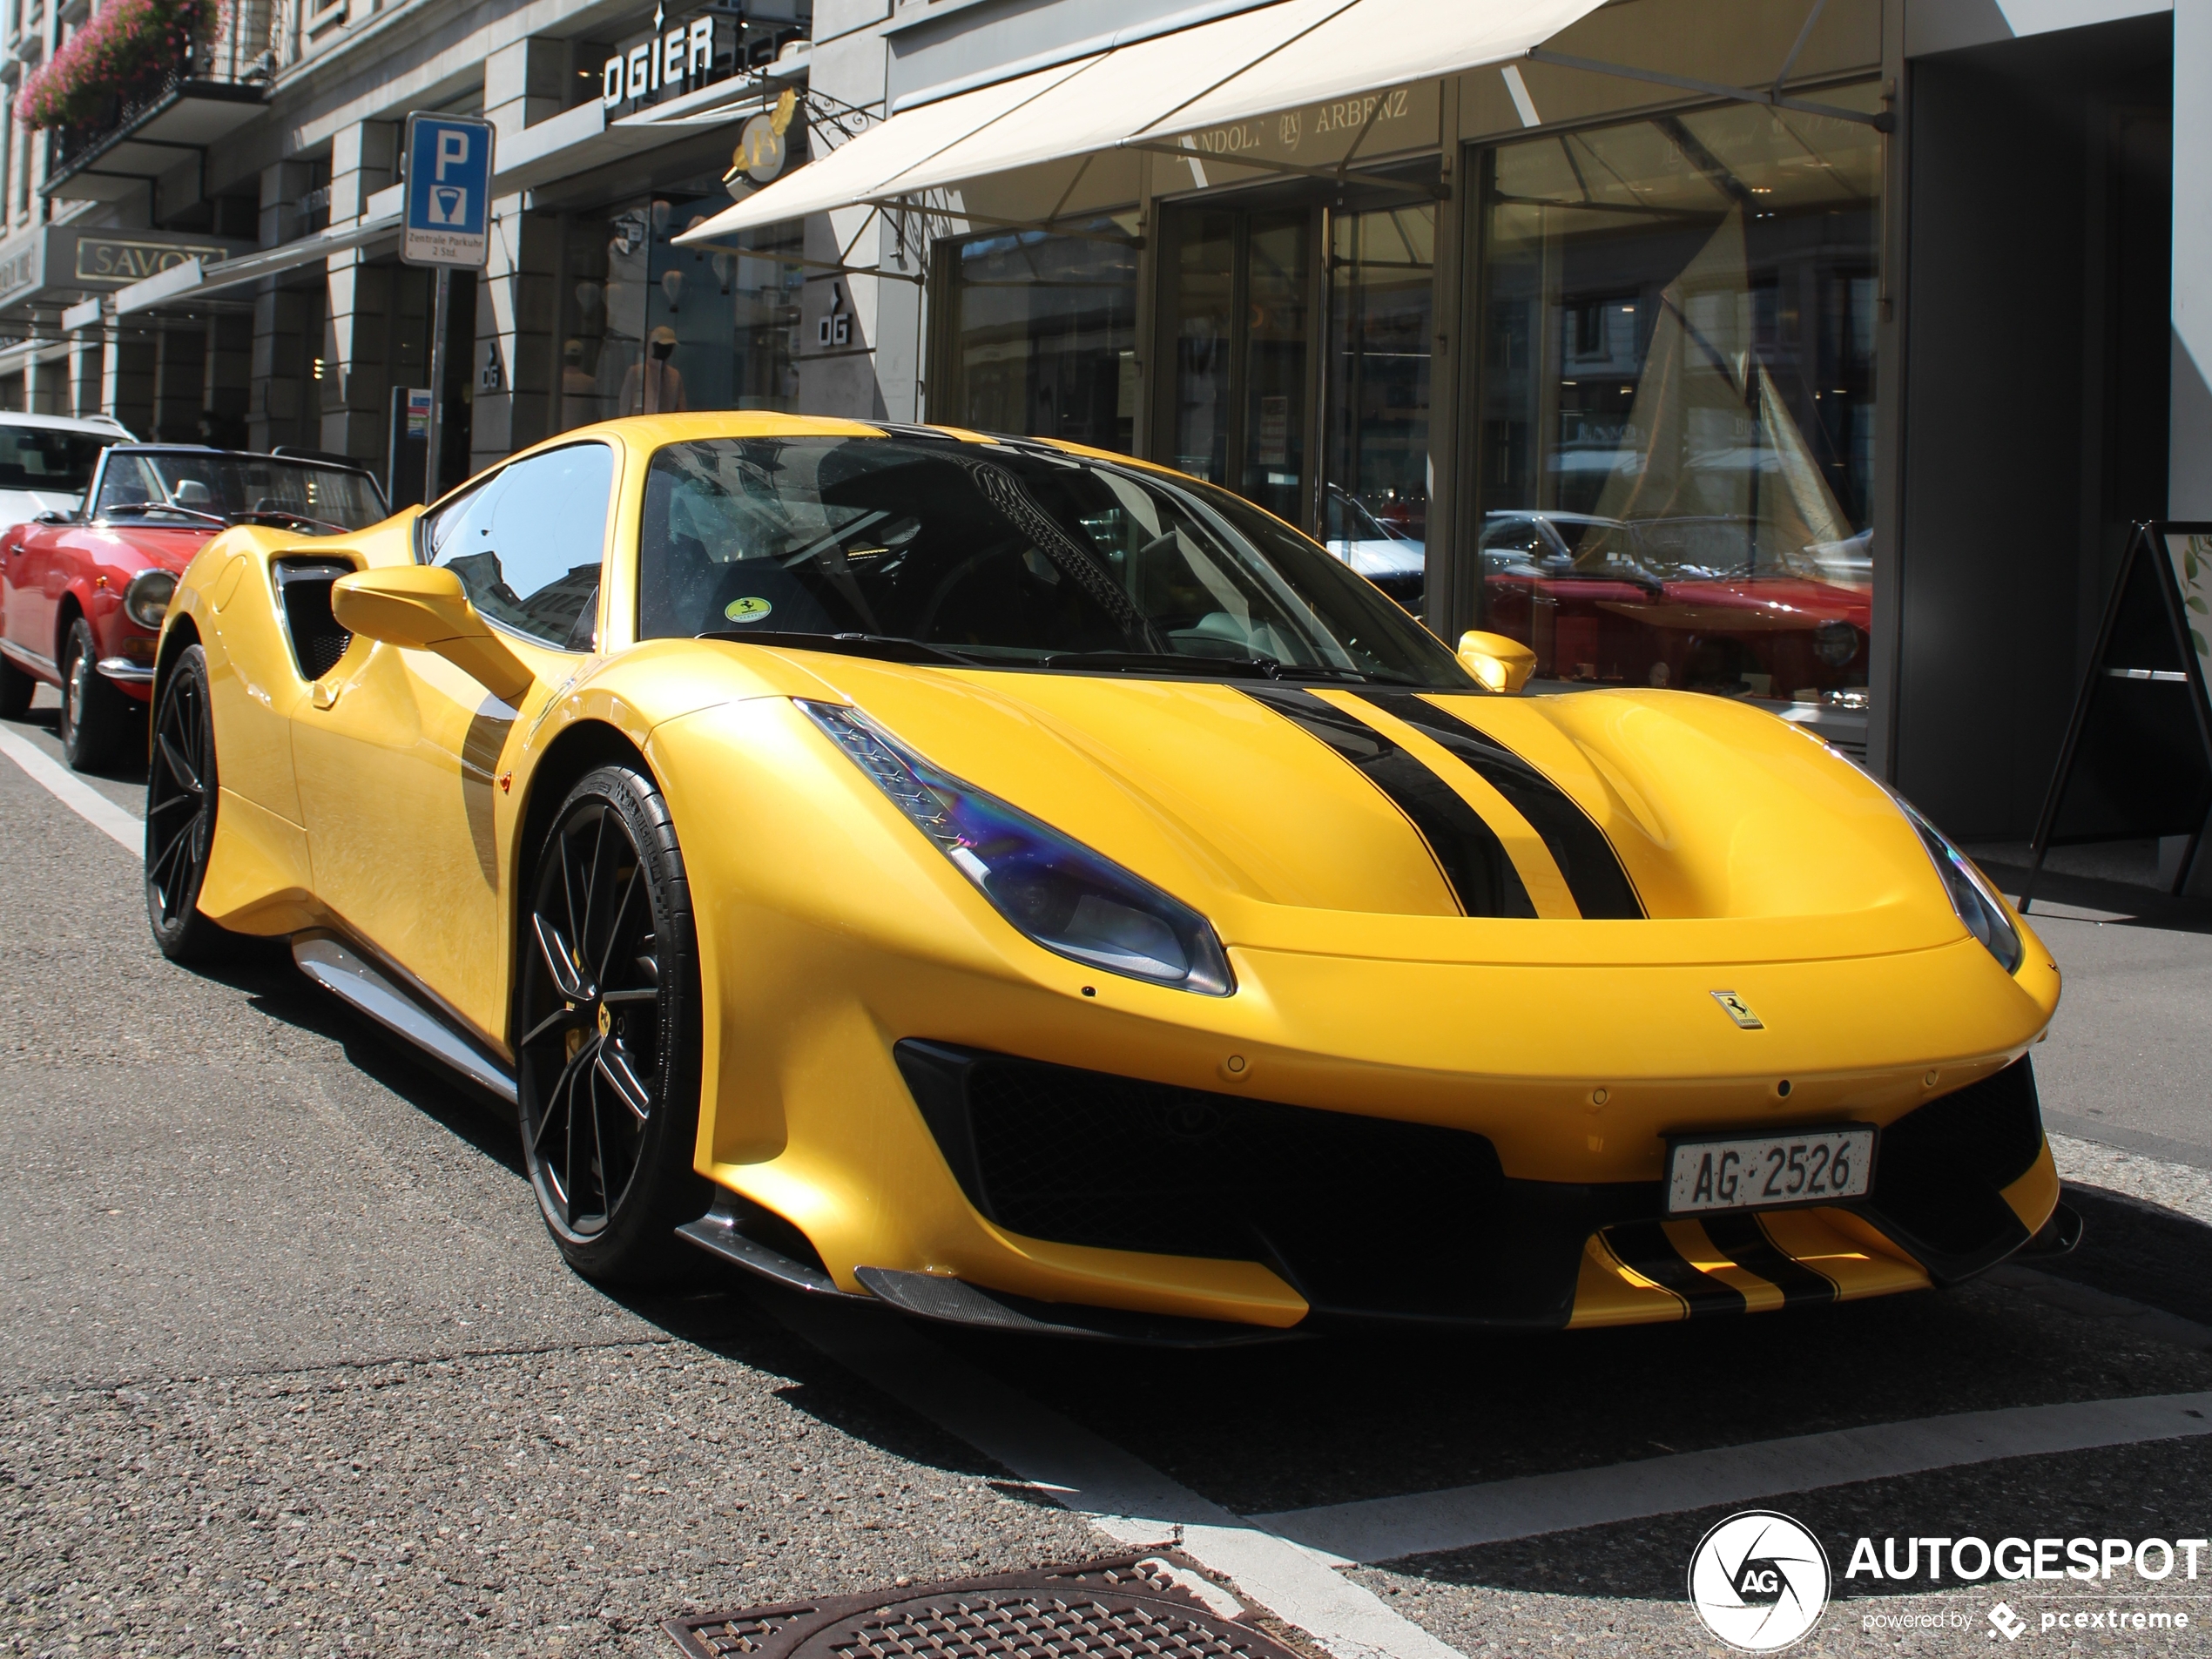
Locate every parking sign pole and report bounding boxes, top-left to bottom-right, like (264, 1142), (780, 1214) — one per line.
(424, 266), (450, 505)
(400, 109), (495, 509)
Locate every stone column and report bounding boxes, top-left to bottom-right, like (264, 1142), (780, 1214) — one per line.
(153, 322), (208, 441)
(321, 121), (397, 463)
(252, 159), (320, 454)
(204, 312), (252, 446)
(473, 37), (567, 471)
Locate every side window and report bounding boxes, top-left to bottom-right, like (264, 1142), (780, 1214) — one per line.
(425, 442), (614, 650)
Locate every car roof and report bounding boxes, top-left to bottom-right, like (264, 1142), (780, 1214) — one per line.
(0, 410), (133, 437)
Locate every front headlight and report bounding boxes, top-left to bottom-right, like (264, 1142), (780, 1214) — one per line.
(123, 568), (177, 630)
(1888, 790), (2025, 974)
(799, 700), (1234, 995)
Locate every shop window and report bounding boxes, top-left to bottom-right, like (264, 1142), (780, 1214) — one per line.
(934, 226), (1137, 453)
(1472, 90), (1882, 730)
(554, 195), (803, 435)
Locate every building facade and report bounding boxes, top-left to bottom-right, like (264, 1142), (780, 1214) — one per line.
(0, 0), (2197, 844)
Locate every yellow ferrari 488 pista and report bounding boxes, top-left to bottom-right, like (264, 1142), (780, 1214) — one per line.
(143, 415), (2063, 1341)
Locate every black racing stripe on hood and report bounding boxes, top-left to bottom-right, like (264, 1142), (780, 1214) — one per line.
(1239, 685), (1536, 919)
(1352, 691), (1646, 920)
(1703, 1215), (1839, 1305)
(1602, 1222), (1748, 1318)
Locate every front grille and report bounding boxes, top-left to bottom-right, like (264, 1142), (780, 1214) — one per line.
(895, 1042), (1650, 1324)
(1858, 1055), (2046, 1281)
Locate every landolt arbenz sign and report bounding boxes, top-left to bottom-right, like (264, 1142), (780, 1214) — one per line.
(1169, 83), (1440, 170)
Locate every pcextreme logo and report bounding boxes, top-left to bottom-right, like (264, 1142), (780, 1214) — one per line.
(1688, 1511), (1832, 1650)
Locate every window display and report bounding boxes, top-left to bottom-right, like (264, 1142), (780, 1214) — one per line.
(554, 195), (803, 435)
(1473, 91), (1881, 725)
(936, 226), (1138, 452)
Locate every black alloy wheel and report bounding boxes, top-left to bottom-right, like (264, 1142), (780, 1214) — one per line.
(58, 617), (135, 772)
(516, 764), (709, 1282)
(145, 644), (238, 963)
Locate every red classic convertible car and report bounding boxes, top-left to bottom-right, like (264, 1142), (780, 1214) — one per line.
(0, 445), (387, 768)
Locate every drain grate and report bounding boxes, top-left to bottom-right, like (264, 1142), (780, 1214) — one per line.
(667, 1557), (1296, 1659)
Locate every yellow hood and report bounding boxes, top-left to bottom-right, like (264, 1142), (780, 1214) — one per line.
(711, 644), (1994, 970)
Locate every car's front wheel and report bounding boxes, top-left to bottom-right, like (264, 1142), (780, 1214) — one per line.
(515, 763), (710, 1283)
(58, 617), (135, 771)
(145, 644), (240, 964)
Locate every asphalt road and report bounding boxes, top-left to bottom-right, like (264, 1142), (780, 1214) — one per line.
(9, 690), (2212, 1659)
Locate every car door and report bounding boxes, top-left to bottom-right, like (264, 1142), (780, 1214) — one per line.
(3, 514), (64, 671)
(291, 441), (617, 1045)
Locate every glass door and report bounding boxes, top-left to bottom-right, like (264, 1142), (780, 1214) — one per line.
(1322, 202), (1434, 610)
(1155, 190), (1434, 592)
(1159, 205), (1312, 531)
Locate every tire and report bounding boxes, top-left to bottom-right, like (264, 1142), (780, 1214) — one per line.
(0, 651), (33, 718)
(58, 617), (136, 772)
(145, 644), (241, 964)
(515, 763), (710, 1284)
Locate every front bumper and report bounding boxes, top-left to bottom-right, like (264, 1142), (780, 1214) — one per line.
(873, 1043), (2057, 1332)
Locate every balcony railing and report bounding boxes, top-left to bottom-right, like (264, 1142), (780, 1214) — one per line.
(44, 0), (275, 201)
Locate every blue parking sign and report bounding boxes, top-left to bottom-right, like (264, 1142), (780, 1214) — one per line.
(401, 112), (495, 268)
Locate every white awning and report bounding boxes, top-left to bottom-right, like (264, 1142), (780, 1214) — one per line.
(676, 0), (1607, 246)
(112, 211), (401, 316)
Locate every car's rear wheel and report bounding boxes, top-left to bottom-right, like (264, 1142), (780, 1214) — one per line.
(58, 617), (134, 772)
(516, 764), (709, 1283)
(0, 651), (34, 718)
(145, 644), (239, 964)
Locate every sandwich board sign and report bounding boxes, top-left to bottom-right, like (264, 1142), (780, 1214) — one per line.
(2020, 521), (2212, 907)
(401, 113), (495, 269)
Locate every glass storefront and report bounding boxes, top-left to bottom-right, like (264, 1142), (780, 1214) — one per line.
(1471, 91), (1883, 705)
(934, 226), (1138, 451)
(554, 195), (805, 435)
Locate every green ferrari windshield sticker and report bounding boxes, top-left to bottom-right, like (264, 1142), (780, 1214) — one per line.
(724, 597), (772, 624)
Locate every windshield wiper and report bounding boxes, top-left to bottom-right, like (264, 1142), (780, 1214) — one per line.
(1270, 663), (1426, 686)
(232, 509), (350, 535)
(697, 629), (984, 667)
(108, 502), (226, 527)
(1039, 651), (1281, 679)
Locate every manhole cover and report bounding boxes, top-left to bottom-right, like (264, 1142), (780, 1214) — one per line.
(667, 1556), (1299, 1659)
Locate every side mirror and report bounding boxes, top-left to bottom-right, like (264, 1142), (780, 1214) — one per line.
(34, 509), (71, 525)
(331, 564), (534, 705)
(1457, 630), (1538, 695)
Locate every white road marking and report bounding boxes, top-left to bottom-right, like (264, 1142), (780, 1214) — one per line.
(0, 723), (143, 854)
(1251, 1390), (2212, 1565)
(772, 1297), (1468, 1659)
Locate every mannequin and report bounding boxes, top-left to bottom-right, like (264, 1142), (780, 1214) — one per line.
(619, 326), (688, 415)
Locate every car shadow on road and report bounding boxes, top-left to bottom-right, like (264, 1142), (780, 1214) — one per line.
(2, 703), (151, 787)
(182, 938), (527, 1177)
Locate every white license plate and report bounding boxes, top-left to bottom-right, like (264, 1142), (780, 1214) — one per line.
(1665, 1126), (1876, 1217)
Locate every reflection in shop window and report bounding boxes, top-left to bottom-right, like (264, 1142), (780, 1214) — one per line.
(554, 196), (804, 434)
(938, 226), (1137, 451)
(1474, 91), (1881, 744)
(1324, 200), (1433, 612)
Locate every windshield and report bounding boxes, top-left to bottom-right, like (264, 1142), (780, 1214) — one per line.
(95, 451), (387, 532)
(638, 437), (1471, 688)
(0, 425), (108, 494)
